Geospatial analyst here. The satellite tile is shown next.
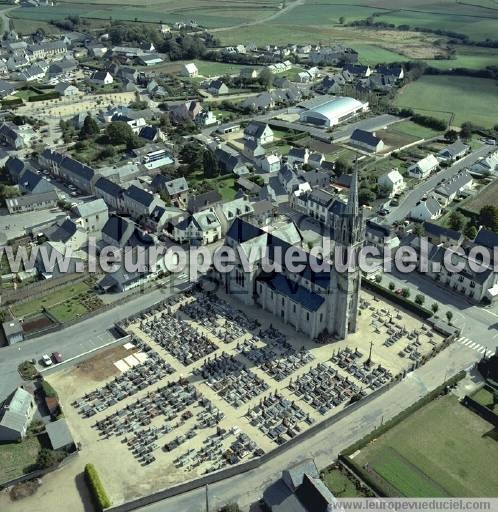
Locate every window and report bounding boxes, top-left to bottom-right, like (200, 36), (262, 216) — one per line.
(306, 312), (309, 321)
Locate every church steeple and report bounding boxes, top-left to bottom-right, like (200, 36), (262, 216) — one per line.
(346, 163), (359, 216)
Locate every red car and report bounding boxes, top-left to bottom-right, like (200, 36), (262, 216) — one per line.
(51, 352), (63, 364)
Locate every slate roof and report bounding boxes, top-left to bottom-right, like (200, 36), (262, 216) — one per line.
(19, 169), (55, 194)
(124, 185), (155, 207)
(95, 176), (123, 197)
(102, 216), (135, 246)
(351, 128), (381, 147)
(475, 229), (498, 251)
(244, 121), (270, 138)
(424, 222), (461, 241)
(165, 177), (188, 196)
(258, 273), (325, 312)
(187, 190), (222, 213)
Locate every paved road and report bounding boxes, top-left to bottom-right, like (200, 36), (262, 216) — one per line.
(385, 145), (494, 223)
(0, 276), (187, 401)
(137, 342), (476, 512)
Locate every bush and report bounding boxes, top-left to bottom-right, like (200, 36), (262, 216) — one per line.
(84, 464), (112, 511)
(36, 448), (65, 469)
(28, 92), (60, 102)
(415, 294), (425, 305)
(42, 380), (58, 399)
(18, 361), (38, 380)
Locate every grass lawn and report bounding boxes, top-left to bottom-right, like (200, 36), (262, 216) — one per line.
(395, 75), (498, 128)
(390, 120), (441, 140)
(0, 436), (41, 483)
(426, 47), (498, 70)
(463, 178), (498, 213)
(472, 386), (498, 414)
(48, 301), (89, 323)
(353, 395), (498, 497)
(322, 466), (371, 498)
(214, 175), (237, 201)
(11, 281), (93, 319)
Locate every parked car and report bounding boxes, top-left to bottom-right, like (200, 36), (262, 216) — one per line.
(51, 352), (63, 364)
(42, 354), (53, 366)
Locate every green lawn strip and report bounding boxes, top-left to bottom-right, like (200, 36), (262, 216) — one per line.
(370, 447), (450, 497)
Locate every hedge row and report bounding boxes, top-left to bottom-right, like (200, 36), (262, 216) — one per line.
(1, 98), (23, 107)
(84, 464), (112, 511)
(361, 279), (433, 319)
(28, 92), (60, 102)
(341, 369), (466, 457)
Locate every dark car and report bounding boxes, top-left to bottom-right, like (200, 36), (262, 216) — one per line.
(51, 352), (63, 364)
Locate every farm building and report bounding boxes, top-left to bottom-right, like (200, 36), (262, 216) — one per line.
(299, 96), (368, 128)
(182, 63), (199, 77)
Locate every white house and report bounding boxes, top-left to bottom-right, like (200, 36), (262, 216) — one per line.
(260, 153), (281, 173)
(378, 169), (405, 198)
(244, 121), (274, 145)
(407, 154), (439, 179)
(55, 82), (79, 96)
(0, 387), (35, 441)
(471, 150), (498, 176)
(90, 70), (113, 85)
(410, 195), (442, 221)
(182, 62), (199, 77)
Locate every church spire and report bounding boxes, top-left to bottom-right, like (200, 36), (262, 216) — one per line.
(346, 162), (359, 216)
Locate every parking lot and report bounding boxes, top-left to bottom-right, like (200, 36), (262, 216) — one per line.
(47, 289), (445, 504)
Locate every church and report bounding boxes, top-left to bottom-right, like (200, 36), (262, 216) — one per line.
(216, 171), (365, 340)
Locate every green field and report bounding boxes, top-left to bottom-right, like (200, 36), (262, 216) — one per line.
(11, 281), (96, 320)
(10, 0), (282, 27)
(0, 436), (41, 483)
(395, 75), (498, 128)
(426, 47), (498, 70)
(353, 395), (498, 497)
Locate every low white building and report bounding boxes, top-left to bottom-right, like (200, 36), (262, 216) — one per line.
(90, 70), (113, 85)
(378, 169), (405, 198)
(407, 154), (439, 179)
(260, 153), (281, 173)
(0, 387), (35, 441)
(182, 62), (199, 77)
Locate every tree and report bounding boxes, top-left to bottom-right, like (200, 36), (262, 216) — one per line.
(258, 68), (273, 90)
(334, 158), (351, 176)
(446, 310), (453, 324)
(79, 114), (99, 139)
(401, 288), (410, 298)
(106, 121), (143, 149)
(479, 205), (498, 232)
(431, 303), (439, 314)
(448, 211), (465, 231)
(389, 281), (395, 291)
(444, 129), (458, 143)
(339, 16), (346, 24)
(464, 224), (478, 239)
(460, 122), (474, 140)
(375, 274), (382, 284)
(415, 294), (425, 305)
(358, 188), (375, 206)
(203, 149), (219, 178)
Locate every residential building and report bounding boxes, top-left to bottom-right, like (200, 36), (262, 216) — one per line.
(410, 195), (443, 221)
(378, 169), (405, 197)
(437, 140), (469, 162)
(260, 153), (281, 173)
(407, 154), (439, 179)
(90, 70), (113, 85)
(74, 198), (109, 235)
(433, 170), (473, 206)
(471, 150), (498, 176)
(244, 121), (274, 145)
(164, 177), (189, 206)
(182, 62), (198, 77)
(5, 190), (59, 214)
(122, 184), (163, 219)
(350, 129), (384, 153)
(54, 82), (79, 96)
(0, 387), (35, 441)
(0, 122), (35, 149)
(173, 209), (222, 245)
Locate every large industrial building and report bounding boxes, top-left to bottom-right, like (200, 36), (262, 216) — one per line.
(299, 96), (368, 127)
